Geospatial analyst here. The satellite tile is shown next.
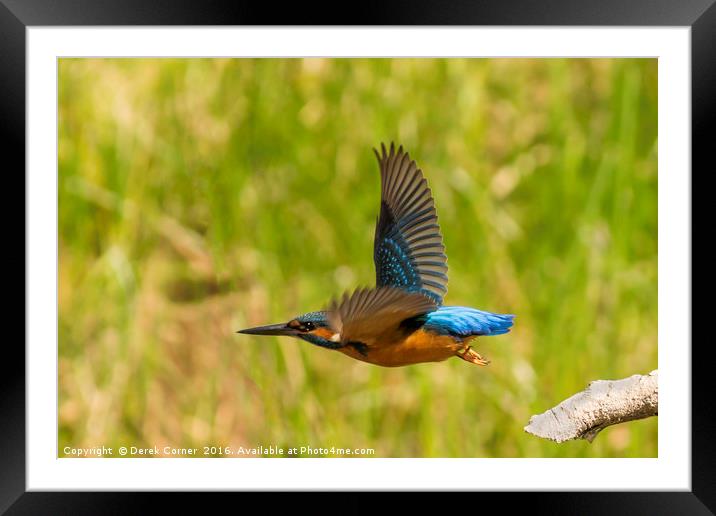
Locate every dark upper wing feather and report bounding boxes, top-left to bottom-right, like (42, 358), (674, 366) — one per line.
(373, 143), (448, 304)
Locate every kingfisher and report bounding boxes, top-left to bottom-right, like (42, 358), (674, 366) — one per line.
(238, 143), (514, 367)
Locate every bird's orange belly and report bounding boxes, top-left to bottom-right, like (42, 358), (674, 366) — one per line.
(338, 329), (463, 367)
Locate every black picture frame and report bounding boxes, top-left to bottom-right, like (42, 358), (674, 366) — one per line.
(5, 1), (710, 513)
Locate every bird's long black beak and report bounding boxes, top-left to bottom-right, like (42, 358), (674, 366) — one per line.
(237, 322), (297, 337)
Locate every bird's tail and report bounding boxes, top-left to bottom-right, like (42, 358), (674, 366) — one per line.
(426, 306), (515, 337)
(475, 310), (515, 336)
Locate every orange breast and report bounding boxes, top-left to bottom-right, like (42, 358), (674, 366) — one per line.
(337, 329), (462, 367)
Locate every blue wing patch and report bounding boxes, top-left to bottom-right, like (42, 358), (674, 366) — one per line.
(373, 143), (449, 305)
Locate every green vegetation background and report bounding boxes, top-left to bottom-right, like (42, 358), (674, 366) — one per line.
(59, 58), (657, 458)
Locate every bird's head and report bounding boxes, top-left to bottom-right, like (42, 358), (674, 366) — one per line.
(237, 311), (338, 346)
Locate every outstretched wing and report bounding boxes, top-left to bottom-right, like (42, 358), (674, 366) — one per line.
(327, 286), (437, 345)
(373, 142), (448, 305)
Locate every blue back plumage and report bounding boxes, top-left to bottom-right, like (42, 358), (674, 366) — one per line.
(423, 306), (515, 337)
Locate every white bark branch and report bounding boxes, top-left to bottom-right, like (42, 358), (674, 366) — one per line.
(524, 370), (658, 443)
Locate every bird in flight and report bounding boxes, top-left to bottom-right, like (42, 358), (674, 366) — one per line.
(238, 143), (514, 367)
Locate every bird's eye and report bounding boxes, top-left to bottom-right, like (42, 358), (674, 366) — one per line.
(303, 321), (315, 331)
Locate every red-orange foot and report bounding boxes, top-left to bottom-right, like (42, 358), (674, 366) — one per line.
(456, 345), (490, 366)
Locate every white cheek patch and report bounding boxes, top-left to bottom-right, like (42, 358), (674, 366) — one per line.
(330, 333), (341, 342)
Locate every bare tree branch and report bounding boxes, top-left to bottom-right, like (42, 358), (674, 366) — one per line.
(524, 370), (658, 443)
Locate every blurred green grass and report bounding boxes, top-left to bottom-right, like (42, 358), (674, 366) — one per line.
(58, 58), (657, 458)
